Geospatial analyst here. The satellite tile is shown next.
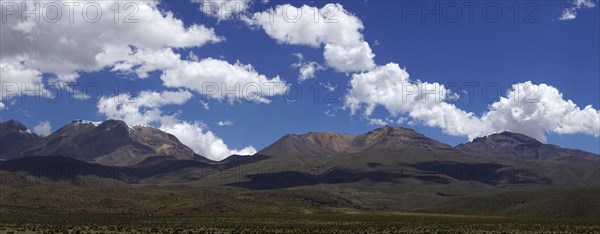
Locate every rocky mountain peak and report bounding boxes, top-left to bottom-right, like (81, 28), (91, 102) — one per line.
(259, 126), (455, 157)
(299, 131), (355, 152)
(0, 120), (41, 160)
(365, 125), (420, 138)
(70, 119), (102, 126)
(354, 125), (454, 152)
(96, 119), (134, 132)
(457, 131), (562, 160)
(1, 119), (200, 166)
(485, 131), (541, 145)
(0, 119), (28, 133)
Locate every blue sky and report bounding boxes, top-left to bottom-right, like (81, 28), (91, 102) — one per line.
(1, 0), (598, 159)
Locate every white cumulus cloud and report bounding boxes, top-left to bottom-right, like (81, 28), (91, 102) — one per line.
(1, 1), (222, 84)
(368, 118), (390, 127)
(160, 121), (255, 160)
(33, 121), (52, 136)
(291, 53), (324, 82)
(193, 0), (251, 20)
(480, 82), (600, 142)
(345, 63), (600, 142)
(559, 0), (596, 20)
(97, 89), (193, 126)
(160, 56), (289, 103)
(0, 60), (46, 101)
(323, 42), (375, 73)
(97, 90), (256, 160)
(105, 48), (288, 103)
(245, 3), (375, 73)
(217, 120), (234, 126)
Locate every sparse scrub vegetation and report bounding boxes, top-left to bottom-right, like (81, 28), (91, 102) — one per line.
(0, 206), (598, 233)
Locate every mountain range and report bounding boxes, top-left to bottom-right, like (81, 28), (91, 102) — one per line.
(259, 126), (457, 158)
(1, 119), (200, 166)
(0, 119), (598, 218)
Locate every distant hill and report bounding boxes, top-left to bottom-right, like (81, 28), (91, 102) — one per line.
(1, 121), (599, 219)
(0, 155), (127, 181)
(0, 119), (206, 166)
(259, 126), (456, 157)
(0, 120), (41, 160)
(2, 120), (597, 186)
(456, 131), (599, 163)
(219, 126), (599, 191)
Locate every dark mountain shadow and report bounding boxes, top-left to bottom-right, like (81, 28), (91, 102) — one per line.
(217, 154), (271, 170)
(0, 156), (127, 181)
(228, 168), (450, 190)
(227, 171), (316, 189)
(319, 168), (450, 185)
(407, 162), (552, 185)
(366, 162), (383, 168)
(122, 156), (215, 179)
(228, 161), (553, 190)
